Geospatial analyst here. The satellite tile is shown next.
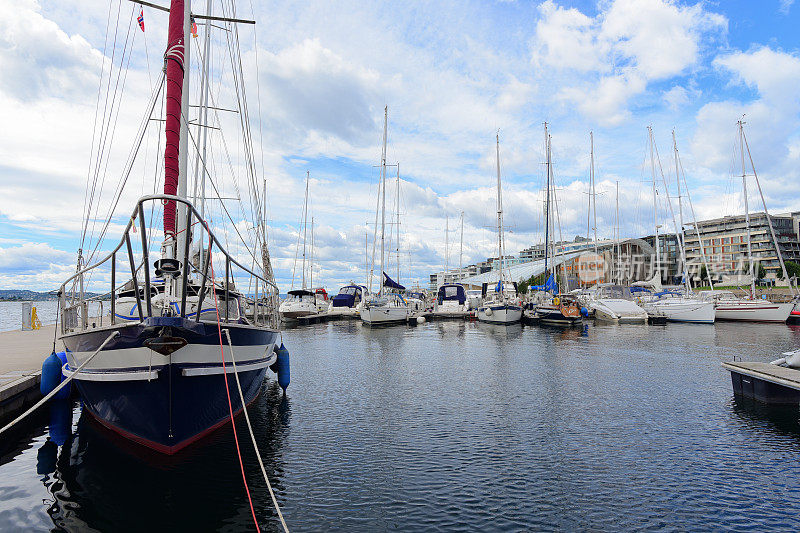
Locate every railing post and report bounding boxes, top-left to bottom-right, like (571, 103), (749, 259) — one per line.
(225, 258), (230, 322)
(138, 204), (152, 318)
(125, 232), (144, 322)
(181, 207), (192, 317)
(254, 277), (259, 326)
(111, 252), (116, 325)
(195, 241), (212, 322)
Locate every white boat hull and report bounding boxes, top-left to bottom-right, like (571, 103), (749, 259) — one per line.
(477, 304), (522, 325)
(590, 298), (648, 323)
(360, 305), (409, 325)
(714, 300), (794, 323)
(279, 300), (317, 319)
(643, 299), (715, 324)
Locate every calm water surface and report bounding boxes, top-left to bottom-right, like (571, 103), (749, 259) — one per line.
(2, 320), (800, 531)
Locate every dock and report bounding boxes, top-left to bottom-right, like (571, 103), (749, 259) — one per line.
(722, 361), (800, 404)
(0, 325), (62, 422)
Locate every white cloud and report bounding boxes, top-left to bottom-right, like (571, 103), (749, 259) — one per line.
(533, 0), (726, 125)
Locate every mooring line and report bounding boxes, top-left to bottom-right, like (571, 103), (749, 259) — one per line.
(206, 232), (262, 532)
(0, 330), (120, 436)
(223, 328), (289, 533)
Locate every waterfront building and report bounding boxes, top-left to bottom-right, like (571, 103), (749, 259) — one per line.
(684, 212), (800, 282)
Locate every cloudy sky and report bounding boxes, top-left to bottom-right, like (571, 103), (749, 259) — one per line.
(1, 0), (800, 292)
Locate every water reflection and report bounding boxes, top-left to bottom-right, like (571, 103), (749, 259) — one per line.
(38, 382), (289, 532)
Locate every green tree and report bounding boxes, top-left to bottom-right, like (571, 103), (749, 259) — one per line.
(779, 261), (800, 280)
(699, 265), (708, 287)
(757, 262), (766, 280)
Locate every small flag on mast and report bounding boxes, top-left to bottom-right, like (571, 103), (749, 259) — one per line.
(191, 15), (198, 38)
(137, 8), (145, 32)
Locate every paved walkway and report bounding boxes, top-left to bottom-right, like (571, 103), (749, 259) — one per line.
(0, 325), (64, 388)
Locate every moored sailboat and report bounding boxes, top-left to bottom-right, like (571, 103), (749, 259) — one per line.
(477, 133), (522, 325)
(57, 0), (280, 454)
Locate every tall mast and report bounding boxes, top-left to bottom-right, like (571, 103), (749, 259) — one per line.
(445, 214), (449, 274)
(396, 163), (400, 284)
(162, 0), (188, 241)
(589, 131), (598, 257)
(672, 130), (689, 292)
(380, 106), (388, 296)
(301, 172), (309, 289)
(309, 217), (314, 289)
(460, 211), (464, 271)
(496, 132), (505, 287)
(192, 0), (212, 221)
(742, 123), (794, 295)
(739, 119), (755, 297)
(648, 126), (661, 282)
(543, 123), (551, 279)
(615, 181), (621, 284)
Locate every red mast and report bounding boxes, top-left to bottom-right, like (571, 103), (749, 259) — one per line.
(163, 0), (185, 237)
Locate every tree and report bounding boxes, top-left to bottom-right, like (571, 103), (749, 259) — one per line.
(778, 261), (800, 280)
(757, 262), (766, 280)
(518, 271), (553, 294)
(699, 265), (708, 287)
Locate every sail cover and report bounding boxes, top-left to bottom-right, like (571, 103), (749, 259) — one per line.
(383, 272), (405, 290)
(529, 274), (558, 294)
(163, 0), (185, 236)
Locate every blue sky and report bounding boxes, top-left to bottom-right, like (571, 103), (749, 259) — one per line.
(1, 0), (800, 292)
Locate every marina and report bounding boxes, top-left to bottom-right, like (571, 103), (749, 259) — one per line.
(3, 0), (800, 530)
(3, 319), (800, 530)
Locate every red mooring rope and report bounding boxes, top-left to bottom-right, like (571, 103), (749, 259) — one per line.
(207, 231), (261, 532)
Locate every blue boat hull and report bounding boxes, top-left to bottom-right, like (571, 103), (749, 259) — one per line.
(61, 318), (278, 454)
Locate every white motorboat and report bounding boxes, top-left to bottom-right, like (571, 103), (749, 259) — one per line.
(583, 285), (648, 323)
(433, 284), (469, 318)
(328, 284), (369, 317)
(466, 289), (483, 310)
(279, 289), (318, 319)
(700, 291), (794, 323)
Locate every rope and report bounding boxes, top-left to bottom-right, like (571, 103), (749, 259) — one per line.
(0, 331), (120, 436)
(223, 329), (289, 533)
(206, 232), (261, 532)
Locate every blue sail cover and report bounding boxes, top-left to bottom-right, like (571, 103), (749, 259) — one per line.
(331, 285), (361, 308)
(383, 272), (406, 291)
(529, 274), (558, 294)
(438, 284), (466, 304)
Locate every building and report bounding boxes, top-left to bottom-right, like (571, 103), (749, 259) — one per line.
(684, 212), (800, 281)
(640, 233), (680, 282)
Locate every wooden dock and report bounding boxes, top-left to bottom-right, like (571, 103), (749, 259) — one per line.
(722, 361), (800, 404)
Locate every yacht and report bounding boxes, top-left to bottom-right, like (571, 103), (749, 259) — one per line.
(476, 134), (522, 325)
(279, 289), (318, 319)
(581, 284), (647, 323)
(433, 283), (469, 318)
(700, 290), (793, 323)
(328, 284), (369, 317)
(360, 107), (412, 326)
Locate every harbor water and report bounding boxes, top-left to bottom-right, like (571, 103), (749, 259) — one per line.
(2, 319), (800, 531)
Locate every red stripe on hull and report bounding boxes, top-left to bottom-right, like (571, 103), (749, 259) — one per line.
(83, 389), (261, 455)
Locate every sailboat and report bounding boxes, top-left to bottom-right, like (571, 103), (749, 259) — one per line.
(577, 132), (648, 323)
(697, 120), (796, 323)
(56, 1), (280, 454)
(280, 172), (319, 320)
(531, 125), (582, 325)
(477, 133), (523, 325)
(638, 127), (715, 324)
(360, 106), (412, 326)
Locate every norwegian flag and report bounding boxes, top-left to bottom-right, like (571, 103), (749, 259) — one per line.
(137, 8), (145, 32)
(191, 15), (198, 38)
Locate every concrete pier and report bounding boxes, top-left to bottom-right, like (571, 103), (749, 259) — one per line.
(0, 325), (64, 421)
(723, 361), (800, 405)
